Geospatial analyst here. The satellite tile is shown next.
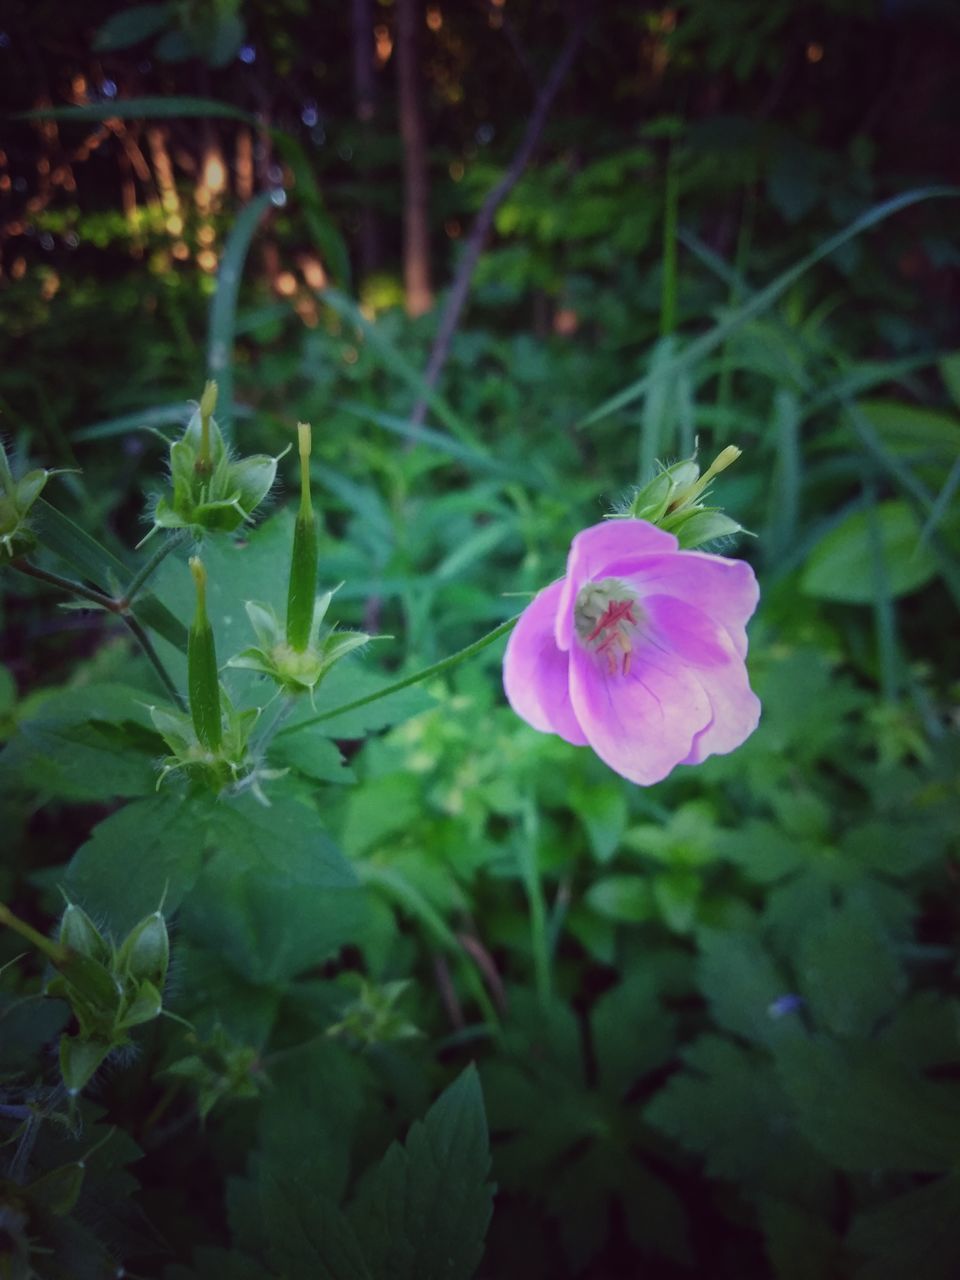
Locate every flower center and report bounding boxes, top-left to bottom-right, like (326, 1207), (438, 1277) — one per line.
(573, 578), (643, 676)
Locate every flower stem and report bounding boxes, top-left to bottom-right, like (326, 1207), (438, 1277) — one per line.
(8, 559), (117, 610)
(280, 613), (519, 738)
(122, 530), (188, 606)
(0, 901), (67, 966)
(124, 614), (186, 710)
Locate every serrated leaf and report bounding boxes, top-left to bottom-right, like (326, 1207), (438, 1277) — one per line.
(590, 972), (675, 1099)
(796, 901), (905, 1037)
(66, 792), (212, 936)
(848, 1172), (960, 1280)
(347, 1065), (494, 1280)
(776, 1036), (960, 1172)
(697, 929), (798, 1045)
(181, 792), (367, 984)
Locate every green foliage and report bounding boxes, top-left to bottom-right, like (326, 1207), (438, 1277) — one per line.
(3, 4), (960, 1274)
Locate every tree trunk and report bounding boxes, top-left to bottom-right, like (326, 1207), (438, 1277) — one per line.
(396, 0), (433, 316)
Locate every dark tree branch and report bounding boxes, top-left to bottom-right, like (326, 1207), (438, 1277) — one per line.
(408, 6), (586, 428)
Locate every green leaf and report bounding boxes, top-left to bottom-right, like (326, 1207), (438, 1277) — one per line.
(258, 1038), (370, 1198)
(262, 1179), (371, 1280)
(17, 96), (258, 124)
(93, 3), (173, 50)
(347, 1065), (494, 1280)
(697, 929), (796, 1046)
(181, 793), (367, 985)
(568, 781), (627, 863)
(848, 1172), (960, 1280)
(207, 190), (279, 421)
(759, 1198), (844, 1280)
(646, 1036), (825, 1192)
(776, 1037), (960, 1172)
(796, 900), (905, 1037)
(65, 792), (212, 936)
(802, 500), (939, 603)
(585, 874), (653, 924)
(268, 733), (354, 783)
(0, 683), (161, 801)
(590, 972), (675, 1099)
(0, 995), (70, 1072)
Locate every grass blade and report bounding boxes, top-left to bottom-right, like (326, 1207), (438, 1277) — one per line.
(321, 289), (485, 450)
(206, 189), (276, 424)
(580, 186), (960, 429)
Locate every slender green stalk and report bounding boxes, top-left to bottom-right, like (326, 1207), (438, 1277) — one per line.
(122, 530), (188, 606)
(9, 559), (116, 610)
(280, 613), (519, 738)
(0, 901), (67, 966)
(124, 615), (186, 710)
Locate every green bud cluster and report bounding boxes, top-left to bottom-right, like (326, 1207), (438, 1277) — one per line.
(165, 1025), (262, 1122)
(326, 977), (422, 1049)
(145, 381), (287, 542)
(47, 901), (170, 1093)
(0, 440), (65, 559)
(615, 445), (750, 549)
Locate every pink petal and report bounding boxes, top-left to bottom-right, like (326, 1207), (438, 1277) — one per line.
(568, 636), (711, 786)
(642, 593), (761, 764)
(555, 520), (678, 652)
(503, 579), (588, 746)
(610, 551), (759, 657)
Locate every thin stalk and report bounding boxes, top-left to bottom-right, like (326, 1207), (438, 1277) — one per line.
(280, 613), (519, 738)
(125, 615), (186, 710)
(9, 560), (117, 610)
(0, 901), (67, 966)
(122, 530), (188, 606)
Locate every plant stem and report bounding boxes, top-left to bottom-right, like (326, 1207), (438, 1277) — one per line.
(279, 613), (519, 738)
(122, 530), (188, 606)
(0, 901), (67, 966)
(125, 615), (186, 710)
(9, 559), (117, 610)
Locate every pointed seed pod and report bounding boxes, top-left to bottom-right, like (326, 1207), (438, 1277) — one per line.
(116, 910), (170, 989)
(60, 903), (111, 967)
(285, 422), (318, 653)
(188, 556), (222, 750)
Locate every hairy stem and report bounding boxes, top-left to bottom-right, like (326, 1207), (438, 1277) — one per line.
(280, 613), (518, 738)
(125, 614), (186, 710)
(0, 901), (67, 965)
(122, 529), (188, 606)
(9, 559), (117, 610)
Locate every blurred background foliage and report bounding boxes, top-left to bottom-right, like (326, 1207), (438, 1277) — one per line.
(2, 0), (960, 1277)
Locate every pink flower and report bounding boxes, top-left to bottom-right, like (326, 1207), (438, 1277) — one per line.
(503, 520), (760, 785)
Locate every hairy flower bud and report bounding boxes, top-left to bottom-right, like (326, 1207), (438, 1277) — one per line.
(116, 910), (169, 989)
